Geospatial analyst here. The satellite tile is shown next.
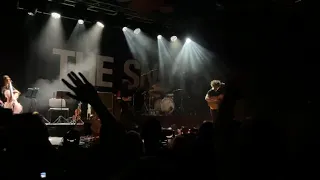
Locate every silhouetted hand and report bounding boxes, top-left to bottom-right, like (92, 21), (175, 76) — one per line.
(62, 71), (100, 105)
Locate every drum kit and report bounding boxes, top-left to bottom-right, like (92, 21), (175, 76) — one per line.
(134, 69), (187, 116)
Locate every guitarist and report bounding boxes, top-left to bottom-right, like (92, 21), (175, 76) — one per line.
(205, 80), (225, 122)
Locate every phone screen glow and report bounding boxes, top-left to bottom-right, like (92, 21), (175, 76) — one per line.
(40, 172), (46, 178)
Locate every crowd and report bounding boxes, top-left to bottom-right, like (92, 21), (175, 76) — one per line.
(0, 71), (318, 179)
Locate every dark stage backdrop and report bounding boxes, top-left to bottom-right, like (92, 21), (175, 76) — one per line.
(1, 10), (221, 114)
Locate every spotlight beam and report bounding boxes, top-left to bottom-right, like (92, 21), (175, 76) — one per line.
(171, 36), (177, 42)
(78, 19), (84, 24)
(51, 12), (61, 19)
(134, 28), (141, 34)
(96, 21), (104, 27)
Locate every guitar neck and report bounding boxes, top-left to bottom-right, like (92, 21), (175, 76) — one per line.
(9, 83), (14, 97)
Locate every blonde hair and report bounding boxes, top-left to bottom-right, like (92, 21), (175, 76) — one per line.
(210, 80), (221, 88)
(3, 75), (10, 81)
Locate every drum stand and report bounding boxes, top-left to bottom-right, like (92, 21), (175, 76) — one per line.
(53, 91), (71, 123)
(53, 102), (69, 123)
(178, 97), (185, 113)
(25, 88), (39, 113)
(141, 92), (151, 115)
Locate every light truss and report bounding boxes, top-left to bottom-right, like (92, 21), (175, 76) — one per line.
(55, 0), (154, 23)
(18, 0), (155, 24)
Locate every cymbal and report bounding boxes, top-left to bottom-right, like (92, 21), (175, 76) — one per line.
(149, 90), (163, 94)
(172, 89), (183, 93)
(141, 69), (158, 76)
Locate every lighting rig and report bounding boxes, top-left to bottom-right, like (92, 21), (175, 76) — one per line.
(17, 0), (154, 24)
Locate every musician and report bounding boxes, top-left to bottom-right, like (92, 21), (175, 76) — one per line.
(205, 80), (224, 122)
(1, 75), (22, 114)
(2, 75), (18, 96)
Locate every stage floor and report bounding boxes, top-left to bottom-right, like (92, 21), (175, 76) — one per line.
(49, 137), (63, 146)
(49, 136), (97, 147)
(45, 122), (85, 137)
(136, 115), (210, 128)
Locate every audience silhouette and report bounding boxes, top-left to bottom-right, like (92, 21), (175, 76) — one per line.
(0, 71), (317, 179)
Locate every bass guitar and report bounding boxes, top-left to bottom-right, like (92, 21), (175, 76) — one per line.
(206, 94), (224, 110)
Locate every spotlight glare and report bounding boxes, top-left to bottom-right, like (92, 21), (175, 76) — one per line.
(51, 12), (61, 19)
(134, 28), (141, 34)
(28, 12), (34, 16)
(186, 38), (191, 43)
(122, 27), (127, 32)
(170, 36), (177, 42)
(96, 21), (104, 27)
(157, 35), (162, 40)
(78, 19), (84, 24)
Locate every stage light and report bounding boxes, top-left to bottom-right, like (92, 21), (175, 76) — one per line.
(51, 12), (61, 19)
(157, 35), (162, 40)
(170, 36), (177, 42)
(186, 38), (191, 43)
(78, 19), (84, 24)
(122, 27), (127, 32)
(27, 6), (37, 16)
(134, 28), (141, 34)
(96, 21), (104, 27)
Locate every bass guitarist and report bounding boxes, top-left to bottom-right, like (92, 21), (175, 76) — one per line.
(205, 80), (224, 122)
(1, 75), (23, 114)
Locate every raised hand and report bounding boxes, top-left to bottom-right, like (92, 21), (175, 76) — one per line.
(62, 71), (100, 105)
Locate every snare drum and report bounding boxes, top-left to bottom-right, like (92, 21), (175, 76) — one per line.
(161, 97), (175, 114)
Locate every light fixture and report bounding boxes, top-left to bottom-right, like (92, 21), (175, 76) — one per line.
(157, 35), (162, 40)
(51, 12), (61, 19)
(78, 19), (84, 24)
(186, 38), (191, 43)
(27, 7), (37, 16)
(122, 27), (127, 32)
(170, 36), (177, 42)
(96, 21), (104, 27)
(28, 12), (35, 16)
(134, 28), (141, 34)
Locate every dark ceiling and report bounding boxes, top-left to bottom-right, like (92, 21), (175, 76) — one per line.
(1, 0), (312, 99)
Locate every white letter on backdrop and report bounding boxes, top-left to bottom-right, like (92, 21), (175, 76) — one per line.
(96, 55), (114, 88)
(123, 59), (140, 89)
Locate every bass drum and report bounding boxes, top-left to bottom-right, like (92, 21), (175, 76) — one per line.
(161, 97), (175, 114)
(154, 99), (162, 111)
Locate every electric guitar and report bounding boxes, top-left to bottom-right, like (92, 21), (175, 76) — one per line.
(72, 102), (82, 121)
(206, 94), (224, 110)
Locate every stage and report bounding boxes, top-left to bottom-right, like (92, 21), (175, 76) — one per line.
(47, 115), (207, 147)
(49, 136), (97, 148)
(45, 114), (209, 137)
(45, 122), (85, 137)
(135, 115), (209, 128)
